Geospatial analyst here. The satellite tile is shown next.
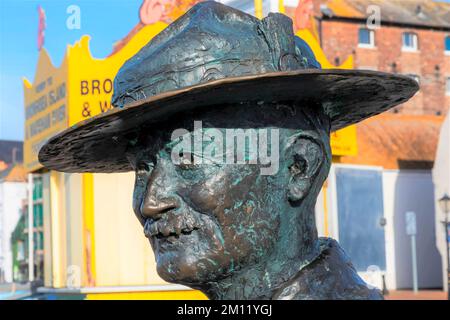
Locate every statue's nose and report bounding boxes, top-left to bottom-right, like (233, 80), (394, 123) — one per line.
(140, 198), (178, 220)
(139, 162), (179, 220)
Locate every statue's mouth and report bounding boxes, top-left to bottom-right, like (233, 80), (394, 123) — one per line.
(143, 212), (202, 240)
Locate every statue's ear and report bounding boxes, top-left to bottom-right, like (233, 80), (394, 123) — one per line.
(286, 135), (324, 203)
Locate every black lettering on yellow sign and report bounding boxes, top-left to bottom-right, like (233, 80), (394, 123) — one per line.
(52, 104), (66, 124)
(92, 80), (101, 95)
(81, 81), (89, 95)
(26, 103), (67, 139)
(35, 80), (46, 94)
(80, 79), (113, 95)
(26, 82), (66, 120)
(48, 83), (66, 105)
(82, 102), (91, 118)
(99, 101), (112, 113)
(81, 101), (113, 118)
(79, 79), (115, 118)
(28, 113), (50, 138)
(104, 79), (113, 93)
(26, 95), (47, 120)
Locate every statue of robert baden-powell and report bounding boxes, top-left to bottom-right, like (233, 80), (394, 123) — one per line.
(39, 2), (418, 299)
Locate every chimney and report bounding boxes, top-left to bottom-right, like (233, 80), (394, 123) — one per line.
(12, 147), (18, 164)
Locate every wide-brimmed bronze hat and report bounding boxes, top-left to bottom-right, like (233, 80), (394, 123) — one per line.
(39, 1), (418, 173)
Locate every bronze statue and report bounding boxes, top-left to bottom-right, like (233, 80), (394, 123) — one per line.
(39, 2), (418, 299)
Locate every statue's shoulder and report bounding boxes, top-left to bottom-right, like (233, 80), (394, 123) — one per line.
(274, 238), (384, 300)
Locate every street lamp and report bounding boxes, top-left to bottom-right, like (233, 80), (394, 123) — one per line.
(438, 194), (450, 300)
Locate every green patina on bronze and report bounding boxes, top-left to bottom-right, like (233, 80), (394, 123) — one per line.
(38, 2), (419, 299)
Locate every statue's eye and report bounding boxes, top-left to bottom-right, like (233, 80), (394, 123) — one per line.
(136, 161), (153, 174)
(135, 161), (153, 187)
(137, 162), (150, 171)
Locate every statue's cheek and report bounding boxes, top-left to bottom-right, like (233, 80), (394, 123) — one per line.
(183, 174), (228, 212)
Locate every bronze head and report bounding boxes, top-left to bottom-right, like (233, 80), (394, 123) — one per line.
(39, 2), (418, 299)
(127, 102), (331, 298)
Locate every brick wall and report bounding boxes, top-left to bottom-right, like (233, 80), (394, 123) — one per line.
(318, 19), (450, 115)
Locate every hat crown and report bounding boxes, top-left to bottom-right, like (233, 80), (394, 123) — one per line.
(112, 1), (320, 109)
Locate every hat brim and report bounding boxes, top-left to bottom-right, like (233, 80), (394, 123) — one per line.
(39, 69), (418, 173)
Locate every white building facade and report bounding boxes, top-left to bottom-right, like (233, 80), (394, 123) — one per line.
(432, 113), (450, 292)
(0, 171), (27, 283)
(316, 164), (443, 291)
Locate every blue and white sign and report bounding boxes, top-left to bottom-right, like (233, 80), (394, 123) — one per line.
(406, 211), (417, 236)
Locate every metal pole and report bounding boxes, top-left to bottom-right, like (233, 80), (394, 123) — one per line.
(411, 234), (418, 293)
(445, 215), (450, 300)
(27, 173), (34, 282)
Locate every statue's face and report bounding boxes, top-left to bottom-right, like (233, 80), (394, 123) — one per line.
(126, 107), (329, 286)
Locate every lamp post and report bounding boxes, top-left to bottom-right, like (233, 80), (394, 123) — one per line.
(438, 194), (450, 300)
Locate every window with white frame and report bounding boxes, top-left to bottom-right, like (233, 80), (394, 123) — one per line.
(446, 77), (450, 96)
(402, 32), (418, 51)
(446, 36), (450, 54)
(358, 28), (375, 48)
(17, 241), (25, 261)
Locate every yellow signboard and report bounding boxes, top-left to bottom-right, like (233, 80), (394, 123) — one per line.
(23, 49), (68, 172)
(67, 22), (167, 126)
(330, 125), (358, 156)
(23, 22), (168, 172)
(296, 29), (358, 156)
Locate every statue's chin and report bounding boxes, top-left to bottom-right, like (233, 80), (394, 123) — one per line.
(155, 258), (231, 287)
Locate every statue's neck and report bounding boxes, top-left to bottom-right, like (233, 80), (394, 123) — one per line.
(197, 206), (321, 300)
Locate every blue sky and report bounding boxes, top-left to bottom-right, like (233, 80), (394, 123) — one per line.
(1, 0), (450, 141)
(0, 0), (142, 141)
